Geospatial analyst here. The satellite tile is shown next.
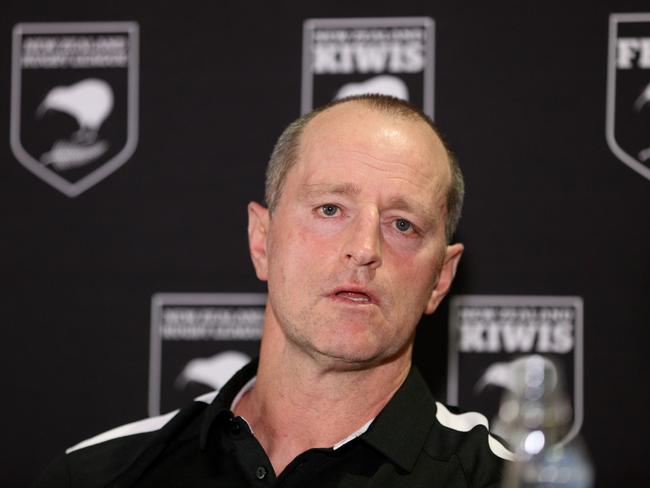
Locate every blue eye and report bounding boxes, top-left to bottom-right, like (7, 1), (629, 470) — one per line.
(320, 204), (339, 216)
(395, 219), (412, 232)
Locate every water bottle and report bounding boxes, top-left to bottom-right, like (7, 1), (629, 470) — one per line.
(498, 355), (594, 488)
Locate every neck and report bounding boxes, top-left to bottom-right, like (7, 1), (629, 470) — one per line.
(234, 314), (412, 475)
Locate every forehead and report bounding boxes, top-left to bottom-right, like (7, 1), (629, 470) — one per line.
(293, 102), (451, 201)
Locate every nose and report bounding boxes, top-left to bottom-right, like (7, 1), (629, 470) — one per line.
(342, 209), (382, 269)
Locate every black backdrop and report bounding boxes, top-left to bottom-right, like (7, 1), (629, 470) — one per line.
(2, 1), (649, 486)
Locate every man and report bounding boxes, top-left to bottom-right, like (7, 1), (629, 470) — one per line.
(34, 95), (511, 487)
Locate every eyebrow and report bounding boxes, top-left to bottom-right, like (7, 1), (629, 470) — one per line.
(300, 183), (362, 198)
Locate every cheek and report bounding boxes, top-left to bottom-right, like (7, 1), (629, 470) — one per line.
(383, 232), (441, 275)
(268, 223), (328, 281)
(385, 251), (443, 305)
(381, 223), (439, 258)
(384, 238), (425, 259)
(304, 215), (349, 238)
(295, 214), (345, 254)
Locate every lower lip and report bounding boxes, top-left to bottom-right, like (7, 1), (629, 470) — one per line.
(330, 293), (376, 306)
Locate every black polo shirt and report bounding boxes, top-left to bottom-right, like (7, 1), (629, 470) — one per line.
(33, 360), (511, 488)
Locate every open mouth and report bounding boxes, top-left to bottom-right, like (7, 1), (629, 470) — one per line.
(334, 290), (374, 304)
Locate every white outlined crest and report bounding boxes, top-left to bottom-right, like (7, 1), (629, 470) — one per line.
(302, 17), (435, 118)
(606, 13), (650, 180)
(10, 22), (139, 196)
(149, 293), (266, 416)
(447, 295), (584, 445)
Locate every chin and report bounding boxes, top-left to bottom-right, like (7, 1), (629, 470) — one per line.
(314, 349), (383, 368)
(312, 333), (388, 366)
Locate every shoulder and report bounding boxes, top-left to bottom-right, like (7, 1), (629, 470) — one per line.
(433, 402), (513, 461)
(65, 408), (181, 455)
(32, 392), (217, 488)
(425, 401), (513, 487)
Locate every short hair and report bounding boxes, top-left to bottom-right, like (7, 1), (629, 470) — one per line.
(265, 94), (464, 242)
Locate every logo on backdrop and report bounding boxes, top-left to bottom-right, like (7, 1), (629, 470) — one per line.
(606, 13), (650, 180)
(447, 296), (584, 443)
(149, 293), (266, 416)
(10, 22), (139, 197)
(302, 17), (435, 117)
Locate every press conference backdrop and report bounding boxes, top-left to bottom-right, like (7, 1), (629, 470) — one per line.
(2, 1), (648, 486)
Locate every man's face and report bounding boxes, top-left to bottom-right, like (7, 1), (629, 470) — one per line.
(249, 102), (463, 367)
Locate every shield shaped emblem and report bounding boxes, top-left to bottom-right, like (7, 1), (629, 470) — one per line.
(606, 13), (650, 181)
(149, 293), (266, 416)
(302, 17), (435, 118)
(447, 295), (584, 445)
(10, 22), (139, 197)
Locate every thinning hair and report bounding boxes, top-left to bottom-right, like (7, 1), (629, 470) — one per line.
(265, 94), (464, 242)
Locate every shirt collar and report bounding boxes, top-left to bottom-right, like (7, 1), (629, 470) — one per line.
(199, 357), (259, 450)
(199, 358), (375, 451)
(199, 358), (438, 473)
(359, 365), (438, 472)
(332, 417), (374, 450)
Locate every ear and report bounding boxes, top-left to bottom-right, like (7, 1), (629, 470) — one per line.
(247, 201), (270, 281)
(424, 243), (464, 315)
